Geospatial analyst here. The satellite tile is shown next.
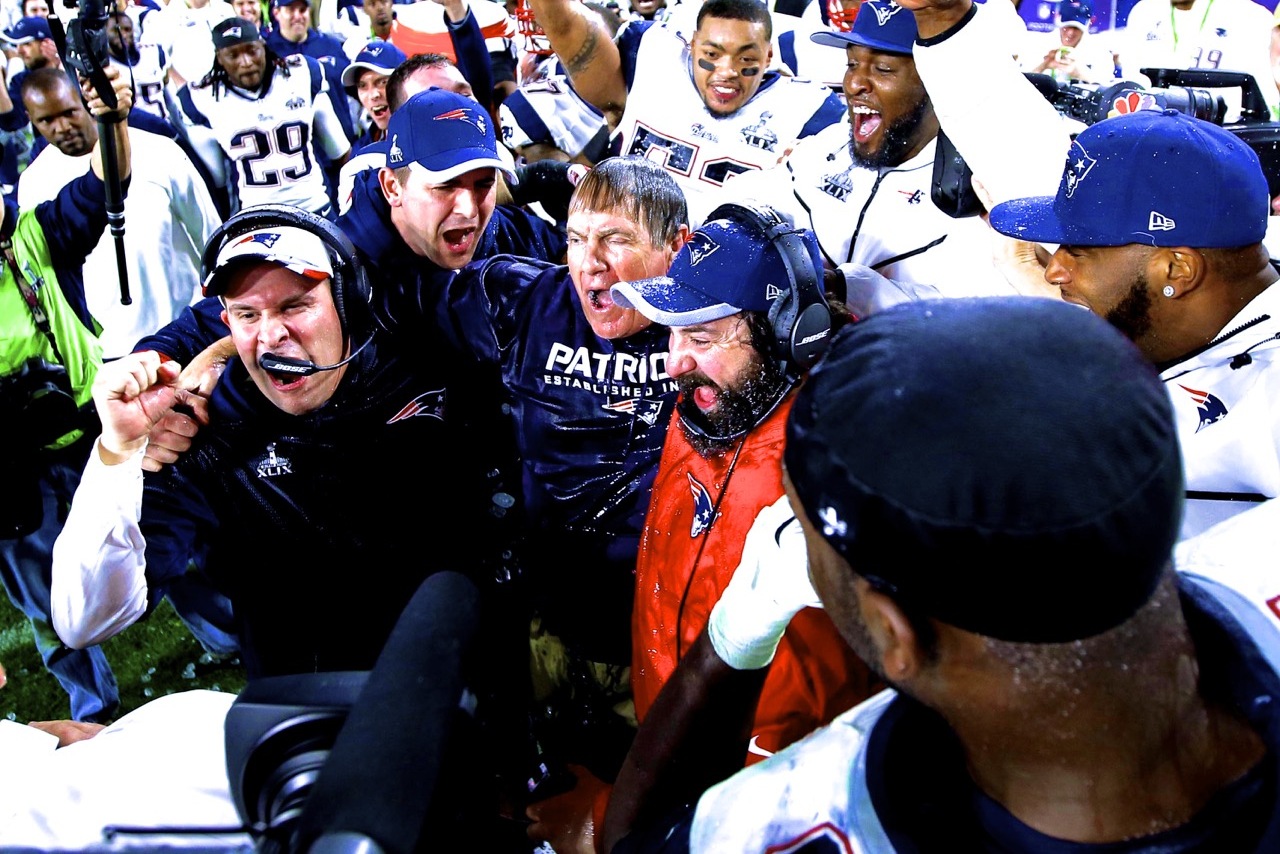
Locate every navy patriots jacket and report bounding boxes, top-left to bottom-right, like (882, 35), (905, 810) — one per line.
(137, 337), (480, 678)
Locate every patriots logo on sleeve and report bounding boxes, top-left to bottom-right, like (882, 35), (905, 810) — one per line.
(688, 472), (714, 537)
(1178, 383), (1228, 432)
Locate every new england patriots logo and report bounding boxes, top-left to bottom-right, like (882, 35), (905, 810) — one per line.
(687, 234), (721, 266)
(869, 0), (904, 25)
(223, 24), (242, 38)
(437, 108), (486, 136)
(602, 398), (665, 426)
(387, 389), (446, 423)
(1178, 384), (1227, 432)
(285, 96), (305, 110)
(237, 232), (281, 249)
(1064, 139), (1096, 199)
(688, 472), (715, 537)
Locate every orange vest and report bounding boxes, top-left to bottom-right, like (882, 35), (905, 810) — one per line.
(631, 394), (874, 762)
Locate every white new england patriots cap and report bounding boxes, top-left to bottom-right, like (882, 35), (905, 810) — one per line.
(203, 227), (333, 297)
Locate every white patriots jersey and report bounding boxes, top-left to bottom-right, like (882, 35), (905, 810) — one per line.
(1160, 284), (1280, 540)
(617, 22), (842, 225)
(1122, 0), (1279, 120)
(182, 55), (349, 213)
(109, 46), (171, 122)
(720, 120), (1020, 303)
(499, 57), (605, 158)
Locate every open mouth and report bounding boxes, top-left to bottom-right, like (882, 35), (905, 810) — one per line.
(369, 104), (389, 121)
(442, 226), (476, 254)
(707, 82), (741, 107)
(850, 104), (882, 144)
(692, 385), (718, 411)
(587, 288), (616, 311)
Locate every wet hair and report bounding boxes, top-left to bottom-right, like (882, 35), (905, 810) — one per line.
(387, 52), (455, 112)
(567, 156), (688, 247)
(696, 0), (772, 40)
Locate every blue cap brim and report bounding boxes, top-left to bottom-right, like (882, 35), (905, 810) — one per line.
(405, 149), (517, 183)
(988, 195), (1077, 245)
(611, 276), (741, 327)
(810, 29), (912, 54)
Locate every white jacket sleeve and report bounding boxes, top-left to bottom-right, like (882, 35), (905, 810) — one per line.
(707, 494), (823, 670)
(50, 442), (151, 649)
(914, 3), (1071, 206)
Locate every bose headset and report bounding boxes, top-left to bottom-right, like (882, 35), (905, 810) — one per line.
(199, 204), (375, 379)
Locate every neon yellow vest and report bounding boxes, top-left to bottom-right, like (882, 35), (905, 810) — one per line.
(0, 207), (103, 450)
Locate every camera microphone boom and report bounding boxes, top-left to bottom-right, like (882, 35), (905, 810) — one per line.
(57, 0), (131, 305)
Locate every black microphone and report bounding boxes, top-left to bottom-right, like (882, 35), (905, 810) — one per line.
(258, 334), (373, 378)
(291, 571), (481, 854)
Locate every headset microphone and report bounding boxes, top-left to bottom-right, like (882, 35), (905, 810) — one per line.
(258, 333), (374, 378)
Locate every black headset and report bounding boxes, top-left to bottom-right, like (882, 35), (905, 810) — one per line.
(200, 205), (375, 378)
(702, 201), (833, 382)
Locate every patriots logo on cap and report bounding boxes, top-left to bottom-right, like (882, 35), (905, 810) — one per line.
(688, 472), (714, 538)
(368, 45), (384, 56)
(687, 234), (721, 266)
(388, 133), (404, 164)
(1063, 139), (1096, 199)
(1148, 211), (1176, 231)
(1178, 384), (1227, 432)
(224, 24), (242, 37)
(436, 108), (486, 136)
(870, 1), (903, 25)
(237, 232), (281, 248)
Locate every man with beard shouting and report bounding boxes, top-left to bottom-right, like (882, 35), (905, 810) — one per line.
(719, 0), (1069, 317)
(524, 202), (878, 853)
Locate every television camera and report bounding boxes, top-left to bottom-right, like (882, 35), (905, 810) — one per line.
(932, 67), (1280, 218)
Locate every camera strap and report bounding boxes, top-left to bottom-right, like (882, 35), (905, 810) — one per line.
(2, 238), (66, 365)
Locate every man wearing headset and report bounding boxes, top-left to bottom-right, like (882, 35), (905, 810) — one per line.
(523, 205), (878, 854)
(50, 210), (485, 685)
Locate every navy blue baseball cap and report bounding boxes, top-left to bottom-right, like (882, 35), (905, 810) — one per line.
(386, 88), (516, 182)
(1058, 1), (1092, 30)
(212, 17), (261, 50)
(341, 38), (407, 87)
(785, 297), (1183, 643)
(810, 0), (917, 55)
(611, 211), (823, 326)
(3, 15), (52, 44)
(990, 109), (1268, 248)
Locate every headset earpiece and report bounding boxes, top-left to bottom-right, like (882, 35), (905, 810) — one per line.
(703, 201), (832, 379)
(200, 205), (373, 343)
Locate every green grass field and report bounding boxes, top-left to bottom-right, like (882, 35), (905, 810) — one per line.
(0, 593), (246, 724)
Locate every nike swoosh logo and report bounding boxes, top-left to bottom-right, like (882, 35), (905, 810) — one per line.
(747, 735), (774, 758)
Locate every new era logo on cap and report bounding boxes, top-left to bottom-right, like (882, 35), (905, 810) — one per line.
(1148, 212), (1175, 231)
